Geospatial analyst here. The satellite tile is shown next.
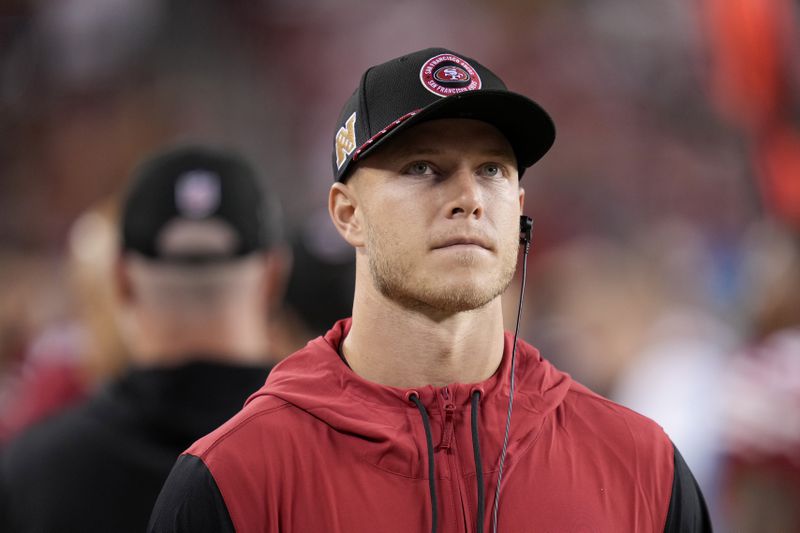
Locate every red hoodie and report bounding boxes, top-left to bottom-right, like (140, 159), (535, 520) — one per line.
(149, 319), (710, 532)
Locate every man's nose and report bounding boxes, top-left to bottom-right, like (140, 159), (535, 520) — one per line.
(444, 169), (483, 219)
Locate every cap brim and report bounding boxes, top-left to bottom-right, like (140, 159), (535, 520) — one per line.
(354, 90), (555, 176)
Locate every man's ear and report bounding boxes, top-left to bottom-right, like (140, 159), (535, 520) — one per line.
(518, 186), (526, 212)
(113, 256), (135, 306)
(328, 181), (365, 248)
(261, 246), (292, 315)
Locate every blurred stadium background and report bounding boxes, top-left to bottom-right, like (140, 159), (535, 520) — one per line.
(1, 1), (798, 531)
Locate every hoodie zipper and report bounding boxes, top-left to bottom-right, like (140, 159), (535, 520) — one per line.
(439, 386), (473, 532)
(440, 387), (456, 450)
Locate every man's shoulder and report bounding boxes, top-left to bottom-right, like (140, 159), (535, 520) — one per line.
(561, 378), (672, 451)
(522, 345), (670, 447)
(185, 391), (300, 462)
(176, 391), (314, 506)
(184, 336), (344, 463)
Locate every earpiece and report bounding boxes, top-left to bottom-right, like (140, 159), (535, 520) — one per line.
(519, 216), (533, 246)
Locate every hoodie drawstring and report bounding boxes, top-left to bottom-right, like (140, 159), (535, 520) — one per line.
(409, 393), (438, 533)
(409, 390), (485, 533)
(471, 390), (484, 533)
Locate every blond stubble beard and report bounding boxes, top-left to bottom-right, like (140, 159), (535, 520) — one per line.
(365, 221), (519, 314)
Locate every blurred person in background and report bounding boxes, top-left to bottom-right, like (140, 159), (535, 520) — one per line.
(699, 1), (800, 530)
(714, 221), (800, 533)
(0, 199), (130, 445)
(522, 228), (736, 503)
(67, 198), (133, 382)
(609, 221), (740, 524)
(522, 237), (665, 397)
(0, 145), (289, 533)
(0, 251), (84, 444)
(269, 209), (356, 355)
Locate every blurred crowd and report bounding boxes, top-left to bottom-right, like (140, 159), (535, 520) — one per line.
(0, 0), (798, 531)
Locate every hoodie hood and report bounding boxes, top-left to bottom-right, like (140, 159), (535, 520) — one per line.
(246, 318), (571, 479)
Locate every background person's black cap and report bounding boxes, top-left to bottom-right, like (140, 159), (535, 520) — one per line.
(121, 145), (281, 263)
(332, 47), (556, 182)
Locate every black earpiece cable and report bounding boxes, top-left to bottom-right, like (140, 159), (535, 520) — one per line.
(491, 215), (532, 533)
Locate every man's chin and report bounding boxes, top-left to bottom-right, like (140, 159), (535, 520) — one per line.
(384, 281), (504, 315)
(369, 252), (516, 315)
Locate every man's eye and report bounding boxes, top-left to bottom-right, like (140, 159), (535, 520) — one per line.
(406, 162), (434, 175)
(481, 163), (504, 178)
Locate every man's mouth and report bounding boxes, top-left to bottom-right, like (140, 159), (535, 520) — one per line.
(432, 236), (494, 251)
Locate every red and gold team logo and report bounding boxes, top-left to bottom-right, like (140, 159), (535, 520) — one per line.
(419, 54), (481, 97)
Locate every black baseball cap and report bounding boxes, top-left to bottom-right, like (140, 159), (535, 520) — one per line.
(121, 145), (281, 263)
(332, 47), (555, 182)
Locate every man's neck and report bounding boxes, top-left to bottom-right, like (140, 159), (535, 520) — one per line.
(343, 286), (506, 388)
(129, 313), (273, 367)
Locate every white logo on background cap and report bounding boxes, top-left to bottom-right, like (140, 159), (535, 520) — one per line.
(175, 170), (221, 219)
(419, 54), (481, 97)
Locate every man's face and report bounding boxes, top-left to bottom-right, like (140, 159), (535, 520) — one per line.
(346, 118), (524, 313)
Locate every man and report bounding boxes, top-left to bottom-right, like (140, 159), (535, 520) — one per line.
(0, 146), (288, 533)
(149, 49), (710, 532)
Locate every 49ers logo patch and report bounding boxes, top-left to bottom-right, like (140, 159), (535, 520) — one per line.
(419, 54), (481, 97)
(434, 66), (469, 83)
